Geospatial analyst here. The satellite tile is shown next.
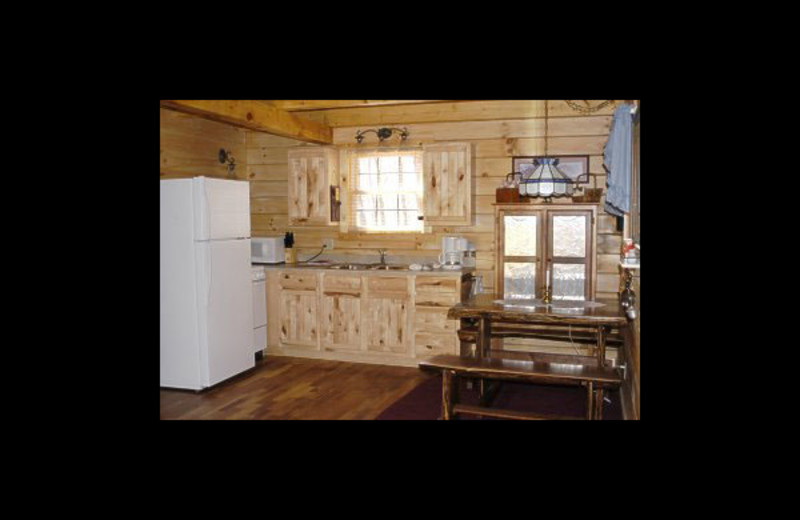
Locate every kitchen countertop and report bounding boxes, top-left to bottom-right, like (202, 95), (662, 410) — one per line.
(255, 262), (474, 276)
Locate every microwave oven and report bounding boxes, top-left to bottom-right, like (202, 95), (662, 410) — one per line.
(251, 237), (285, 264)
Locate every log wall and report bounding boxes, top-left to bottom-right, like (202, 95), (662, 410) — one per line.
(246, 100), (622, 300)
(159, 101), (626, 364)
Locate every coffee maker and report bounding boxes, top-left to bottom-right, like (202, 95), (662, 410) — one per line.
(439, 236), (468, 269)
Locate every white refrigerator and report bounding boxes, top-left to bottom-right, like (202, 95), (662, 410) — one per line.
(160, 176), (254, 390)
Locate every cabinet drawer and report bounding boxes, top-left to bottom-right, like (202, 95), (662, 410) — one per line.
(414, 291), (458, 307)
(415, 276), (458, 294)
(323, 274), (362, 294)
(414, 307), (458, 333)
(367, 276), (408, 295)
(279, 272), (317, 290)
(415, 333), (458, 358)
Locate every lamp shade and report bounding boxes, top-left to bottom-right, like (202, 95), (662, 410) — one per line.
(519, 158), (574, 199)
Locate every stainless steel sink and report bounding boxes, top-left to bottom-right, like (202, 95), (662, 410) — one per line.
(326, 263), (407, 271)
(327, 263), (369, 270)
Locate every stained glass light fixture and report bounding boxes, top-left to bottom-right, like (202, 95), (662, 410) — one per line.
(519, 102), (575, 202)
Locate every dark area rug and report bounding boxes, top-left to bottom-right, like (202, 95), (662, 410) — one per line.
(376, 375), (622, 420)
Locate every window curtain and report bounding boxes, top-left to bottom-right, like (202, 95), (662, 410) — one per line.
(604, 103), (634, 217)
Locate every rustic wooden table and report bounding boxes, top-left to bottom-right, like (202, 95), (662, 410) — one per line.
(447, 293), (629, 415)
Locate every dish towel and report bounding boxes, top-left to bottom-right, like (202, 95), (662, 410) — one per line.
(603, 103), (633, 217)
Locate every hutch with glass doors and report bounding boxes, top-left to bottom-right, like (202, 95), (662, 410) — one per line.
(495, 203), (598, 301)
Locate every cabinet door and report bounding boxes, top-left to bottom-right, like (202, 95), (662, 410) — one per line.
(364, 296), (409, 355)
(320, 274), (362, 351)
(306, 154), (328, 222)
(278, 290), (319, 348)
(497, 210), (545, 299)
(288, 153), (309, 221)
(288, 148), (335, 225)
(321, 293), (361, 351)
(547, 210), (593, 301)
(422, 142), (471, 226)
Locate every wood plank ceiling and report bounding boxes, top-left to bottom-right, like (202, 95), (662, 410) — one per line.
(160, 100), (468, 144)
(160, 100), (334, 144)
(262, 100), (454, 111)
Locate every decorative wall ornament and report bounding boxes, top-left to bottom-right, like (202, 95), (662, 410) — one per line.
(355, 127), (409, 143)
(218, 148), (237, 178)
(564, 100), (616, 114)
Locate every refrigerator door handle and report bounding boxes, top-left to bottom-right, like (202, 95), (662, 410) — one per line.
(203, 181), (212, 305)
(204, 181), (211, 240)
(207, 245), (213, 305)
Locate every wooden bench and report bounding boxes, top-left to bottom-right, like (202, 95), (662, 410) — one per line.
(418, 354), (623, 420)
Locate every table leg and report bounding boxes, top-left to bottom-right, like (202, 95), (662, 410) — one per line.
(442, 369), (458, 420)
(478, 316), (491, 359)
(593, 326), (608, 420)
(477, 316), (492, 404)
(586, 381), (595, 420)
(596, 326), (608, 366)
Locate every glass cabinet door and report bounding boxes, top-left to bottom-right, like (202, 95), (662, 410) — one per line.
(548, 212), (592, 301)
(497, 207), (594, 301)
(499, 212), (543, 299)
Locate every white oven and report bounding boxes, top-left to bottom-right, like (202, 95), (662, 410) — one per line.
(251, 266), (267, 355)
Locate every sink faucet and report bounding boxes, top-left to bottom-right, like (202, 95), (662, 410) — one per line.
(377, 248), (388, 265)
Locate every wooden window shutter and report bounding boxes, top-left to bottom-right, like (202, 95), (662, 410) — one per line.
(422, 142), (472, 226)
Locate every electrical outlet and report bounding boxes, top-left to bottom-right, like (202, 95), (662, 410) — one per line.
(322, 238), (334, 250)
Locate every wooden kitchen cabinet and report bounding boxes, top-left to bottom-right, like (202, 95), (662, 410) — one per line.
(320, 274), (362, 352)
(287, 146), (339, 226)
(277, 272), (319, 349)
(266, 269), (467, 367)
(278, 290), (319, 349)
(363, 277), (411, 356)
(414, 275), (461, 358)
(422, 142), (472, 226)
(364, 296), (409, 354)
(278, 271), (319, 349)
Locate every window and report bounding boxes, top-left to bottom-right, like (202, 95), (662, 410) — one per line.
(497, 206), (595, 301)
(350, 149), (423, 233)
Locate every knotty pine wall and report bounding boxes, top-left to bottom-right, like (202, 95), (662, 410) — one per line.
(160, 108), (248, 180)
(247, 100), (623, 300)
(159, 101), (626, 360)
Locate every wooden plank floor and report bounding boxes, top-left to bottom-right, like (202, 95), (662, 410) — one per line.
(159, 356), (435, 420)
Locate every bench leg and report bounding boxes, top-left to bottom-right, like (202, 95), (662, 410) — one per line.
(594, 387), (605, 420)
(442, 370), (459, 420)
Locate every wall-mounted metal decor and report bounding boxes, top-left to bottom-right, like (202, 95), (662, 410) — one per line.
(513, 155), (590, 184)
(564, 100), (616, 114)
(355, 127), (409, 143)
(218, 148), (237, 178)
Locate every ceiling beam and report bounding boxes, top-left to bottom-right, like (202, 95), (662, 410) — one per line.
(264, 100), (454, 111)
(160, 100), (332, 144)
